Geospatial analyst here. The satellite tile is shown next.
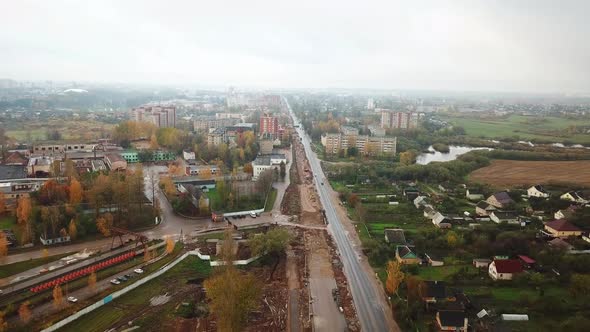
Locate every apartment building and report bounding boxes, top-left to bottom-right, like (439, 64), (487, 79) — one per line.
(193, 117), (240, 132)
(380, 110), (419, 129)
(260, 114), (279, 137)
(132, 105), (176, 128)
(207, 128), (226, 147)
(321, 132), (397, 156)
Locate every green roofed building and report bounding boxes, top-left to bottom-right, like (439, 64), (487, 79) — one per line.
(120, 150), (176, 163)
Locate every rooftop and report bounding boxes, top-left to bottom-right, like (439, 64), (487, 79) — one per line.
(438, 310), (466, 327)
(0, 165), (27, 180)
(545, 219), (582, 232)
(490, 192), (514, 204)
(492, 259), (523, 274)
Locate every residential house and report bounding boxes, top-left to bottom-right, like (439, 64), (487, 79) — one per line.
(436, 310), (468, 331)
(432, 212), (450, 228)
(422, 281), (447, 303)
(518, 255), (536, 269)
(560, 191), (588, 204)
(488, 259), (523, 280)
(413, 195), (429, 209)
(544, 219), (583, 238)
(2, 151), (28, 166)
(384, 229), (406, 245)
(486, 192), (515, 209)
(27, 156), (53, 177)
(423, 205), (437, 219)
(473, 258), (491, 268)
(466, 189), (484, 201)
(489, 211), (519, 224)
(476, 201), (496, 216)
(527, 185), (550, 198)
(403, 187), (420, 201)
(554, 205), (579, 220)
(395, 246), (420, 265)
(548, 237), (574, 251)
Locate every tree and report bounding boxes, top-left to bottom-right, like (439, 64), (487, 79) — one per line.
(347, 194), (359, 207)
(243, 163), (253, 176)
(279, 161), (286, 179)
(18, 301), (31, 324)
(53, 284), (64, 309)
(385, 260), (404, 295)
(0, 311), (7, 332)
(166, 237), (175, 254)
(0, 232), (8, 259)
(96, 213), (114, 237)
(0, 193), (5, 215)
(570, 274), (590, 298)
(204, 230), (262, 332)
(399, 151), (416, 166)
(88, 271), (97, 293)
(16, 196), (32, 244)
(200, 167), (212, 180)
(446, 231), (462, 248)
(160, 176), (177, 197)
(198, 195), (209, 215)
(69, 178), (83, 206)
(250, 228), (291, 280)
(68, 219), (77, 240)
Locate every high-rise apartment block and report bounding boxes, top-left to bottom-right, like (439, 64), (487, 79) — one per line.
(321, 131), (396, 156)
(259, 114), (279, 137)
(380, 110), (418, 129)
(132, 105), (176, 128)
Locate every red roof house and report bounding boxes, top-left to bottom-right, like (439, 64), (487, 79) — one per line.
(544, 219), (583, 238)
(488, 259), (523, 280)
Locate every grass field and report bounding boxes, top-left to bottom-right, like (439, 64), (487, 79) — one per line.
(59, 255), (210, 332)
(441, 114), (590, 144)
(6, 119), (114, 142)
(469, 159), (590, 187)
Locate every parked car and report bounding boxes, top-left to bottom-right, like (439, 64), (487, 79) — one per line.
(124, 274), (132, 279)
(117, 276), (128, 282)
(134, 268), (144, 274)
(67, 296), (78, 303)
(110, 279), (121, 285)
(250, 212), (257, 218)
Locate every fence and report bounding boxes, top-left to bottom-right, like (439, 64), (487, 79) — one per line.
(193, 249), (259, 266)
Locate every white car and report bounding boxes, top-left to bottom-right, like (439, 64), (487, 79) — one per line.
(110, 279), (121, 285)
(134, 268), (144, 274)
(250, 212), (257, 218)
(67, 296), (78, 303)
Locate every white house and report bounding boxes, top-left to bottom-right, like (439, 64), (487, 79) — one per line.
(527, 185), (550, 198)
(413, 196), (428, 209)
(489, 211), (519, 224)
(182, 150), (196, 161)
(466, 189), (484, 201)
(488, 259), (523, 280)
(560, 191), (588, 204)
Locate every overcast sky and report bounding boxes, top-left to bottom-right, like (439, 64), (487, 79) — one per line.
(1, 0), (588, 93)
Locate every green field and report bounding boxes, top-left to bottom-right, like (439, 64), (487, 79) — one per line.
(441, 114), (590, 144)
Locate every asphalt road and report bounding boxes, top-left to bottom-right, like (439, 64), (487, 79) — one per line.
(288, 100), (394, 332)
